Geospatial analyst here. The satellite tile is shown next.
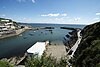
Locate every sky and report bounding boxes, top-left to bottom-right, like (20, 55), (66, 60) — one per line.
(0, 0), (100, 24)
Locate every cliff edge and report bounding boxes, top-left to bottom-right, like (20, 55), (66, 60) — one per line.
(71, 22), (100, 67)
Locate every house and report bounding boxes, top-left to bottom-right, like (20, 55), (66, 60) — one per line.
(0, 19), (19, 36)
(1, 19), (10, 22)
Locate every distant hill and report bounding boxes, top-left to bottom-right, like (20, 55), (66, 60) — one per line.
(0, 18), (12, 22)
(71, 22), (100, 67)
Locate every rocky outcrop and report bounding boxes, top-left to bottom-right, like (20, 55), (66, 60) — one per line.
(63, 28), (78, 51)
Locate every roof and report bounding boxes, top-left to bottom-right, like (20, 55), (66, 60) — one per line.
(27, 42), (46, 56)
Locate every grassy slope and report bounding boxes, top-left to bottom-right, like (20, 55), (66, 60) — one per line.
(72, 22), (100, 67)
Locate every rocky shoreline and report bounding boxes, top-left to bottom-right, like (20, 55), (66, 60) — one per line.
(71, 22), (100, 67)
(61, 27), (80, 52)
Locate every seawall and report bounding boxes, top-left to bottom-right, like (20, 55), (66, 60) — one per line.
(0, 28), (25, 39)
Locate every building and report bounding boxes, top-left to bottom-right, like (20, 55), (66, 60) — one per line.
(27, 41), (49, 56)
(1, 19), (10, 22)
(0, 19), (19, 36)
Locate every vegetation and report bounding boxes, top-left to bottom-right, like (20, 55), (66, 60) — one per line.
(71, 22), (100, 67)
(0, 18), (12, 22)
(25, 54), (67, 67)
(0, 18), (5, 21)
(0, 60), (13, 67)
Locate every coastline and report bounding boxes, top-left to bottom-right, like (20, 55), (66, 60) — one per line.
(0, 25), (82, 66)
(0, 26), (31, 39)
(0, 29), (25, 39)
(45, 28), (80, 60)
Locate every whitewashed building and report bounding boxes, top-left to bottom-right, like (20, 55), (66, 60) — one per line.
(0, 19), (18, 36)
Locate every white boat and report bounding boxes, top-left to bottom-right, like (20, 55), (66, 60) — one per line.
(19, 34), (22, 36)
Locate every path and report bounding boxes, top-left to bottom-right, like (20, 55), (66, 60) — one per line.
(67, 29), (82, 58)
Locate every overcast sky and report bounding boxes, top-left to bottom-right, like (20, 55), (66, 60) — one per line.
(0, 0), (100, 24)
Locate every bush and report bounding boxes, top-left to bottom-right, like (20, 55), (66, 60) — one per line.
(0, 60), (13, 67)
(25, 54), (67, 67)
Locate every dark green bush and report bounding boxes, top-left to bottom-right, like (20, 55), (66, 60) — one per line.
(0, 60), (13, 67)
(25, 54), (67, 67)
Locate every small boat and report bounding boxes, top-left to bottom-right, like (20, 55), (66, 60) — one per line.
(29, 33), (34, 36)
(23, 36), (27, 39)
(33, 31), (36, 32)
(19, 34), (22, 36)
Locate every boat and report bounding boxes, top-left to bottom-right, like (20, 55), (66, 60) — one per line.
(23, 36), (27, 39)
(29, 33), (34, 36)
(19, 34), (22, 36)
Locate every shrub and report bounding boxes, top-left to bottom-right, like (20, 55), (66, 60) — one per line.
(0, 60), (13, 67)
(25, 54), (67, 67)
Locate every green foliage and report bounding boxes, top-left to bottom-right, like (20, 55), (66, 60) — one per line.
(0, 18), (12, 22)
(25, 54), (67, 67)
(73, 22), (100, 67)
(96, 63), (100, 67)
(0, 60), (13, 67)
(59, 57), (67, 67)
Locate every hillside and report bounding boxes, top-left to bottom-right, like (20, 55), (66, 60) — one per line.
(71, 22), (100, 67)
(0, 18), (12, 22)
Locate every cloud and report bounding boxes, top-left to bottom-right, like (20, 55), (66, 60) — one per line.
(0, 14), (6, 17)
(96, 13), (100, 15)
(41, 13), (67, 17)
(32, 0), (35, 3)
(16, 0), (35, 3)
(61, 14), (67, 16)
(92, 17), (100, 23)
(74, 17), (81, 21)
(41, 13), (60, 17)
(23, 18), (33, 22)
(93, 17), (99, 20)
(55, 18), (64, 21)
(17, 0), (26, 2)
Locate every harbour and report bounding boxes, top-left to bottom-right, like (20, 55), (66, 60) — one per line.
(0, 23), (85, 59)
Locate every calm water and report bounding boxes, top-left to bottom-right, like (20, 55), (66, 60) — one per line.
(0, 23), (85, 58)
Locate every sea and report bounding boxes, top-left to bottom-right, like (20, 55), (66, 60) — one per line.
(0, 23), (85, 58)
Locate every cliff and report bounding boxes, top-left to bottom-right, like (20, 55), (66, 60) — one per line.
(71, 22), (100, 67)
